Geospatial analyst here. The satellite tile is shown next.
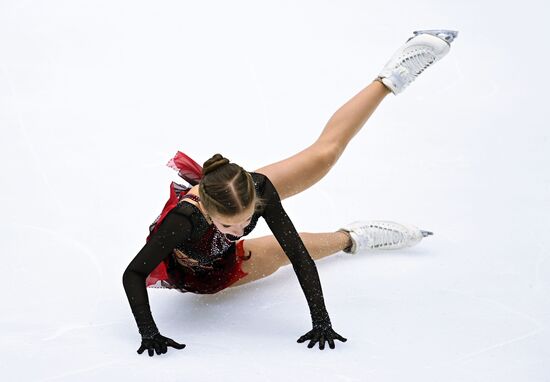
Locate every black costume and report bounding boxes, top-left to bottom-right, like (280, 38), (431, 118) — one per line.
(123, 171), (344, 352)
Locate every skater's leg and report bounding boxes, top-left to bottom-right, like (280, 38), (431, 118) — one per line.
(254, 80), (390, 201)
(228, 231), (352, 287)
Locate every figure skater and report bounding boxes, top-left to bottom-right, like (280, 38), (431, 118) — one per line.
(123, 29), (458, 356)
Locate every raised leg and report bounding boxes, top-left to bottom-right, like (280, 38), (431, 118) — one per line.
(254, 80), (390, 201)
(228, 231), (352, 288)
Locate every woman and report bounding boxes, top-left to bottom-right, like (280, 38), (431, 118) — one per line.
(123, 29), (458, 356)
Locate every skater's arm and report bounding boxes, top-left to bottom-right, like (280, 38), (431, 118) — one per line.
(122, 207), (193, 337)
(260, 175), (332, 326)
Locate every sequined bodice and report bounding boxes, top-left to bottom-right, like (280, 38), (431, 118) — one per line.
(170, 176), (263, 267)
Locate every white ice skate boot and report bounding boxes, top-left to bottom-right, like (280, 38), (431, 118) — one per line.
(338, 220), (433, 254)
(377, 29), (458, 95)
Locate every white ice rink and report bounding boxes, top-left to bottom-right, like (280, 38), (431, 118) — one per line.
(1, 1), (549, 381)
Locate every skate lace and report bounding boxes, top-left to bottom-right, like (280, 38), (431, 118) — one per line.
(396, 48), (436, 83)
(366, 223), (406, 248)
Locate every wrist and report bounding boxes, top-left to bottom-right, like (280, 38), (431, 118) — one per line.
(140, 328), (160, 340)
(138, 320), (160, 339)
(311, 310), (332, 328)
(131, 304), (160, 339)
(313, 318), (332, 330)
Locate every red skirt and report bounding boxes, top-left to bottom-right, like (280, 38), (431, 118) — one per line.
(145, 151), (250, 294)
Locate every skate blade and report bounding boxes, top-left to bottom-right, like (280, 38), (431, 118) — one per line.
(413, 30), (459, 44)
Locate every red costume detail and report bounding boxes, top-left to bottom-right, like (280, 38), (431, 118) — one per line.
(144, 151), (249, 292)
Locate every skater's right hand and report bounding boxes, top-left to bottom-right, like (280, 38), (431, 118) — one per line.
(137, 333), (186, 356)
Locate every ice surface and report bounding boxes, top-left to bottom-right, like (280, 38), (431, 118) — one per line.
(1, 0), (549, 381)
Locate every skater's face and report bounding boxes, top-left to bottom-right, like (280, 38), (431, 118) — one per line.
(209, 205), (255, 238)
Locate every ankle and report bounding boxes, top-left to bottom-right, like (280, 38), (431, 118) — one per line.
(373, 77), (392, 94)
(337, 230), (353, 252)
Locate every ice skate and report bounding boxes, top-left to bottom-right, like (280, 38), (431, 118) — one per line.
(338, 220), (433, 254)
(377, 29), (458, 95)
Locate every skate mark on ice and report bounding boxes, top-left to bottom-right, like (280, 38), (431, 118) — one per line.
(37, 360), (120, 382)
(425, 288), (545, 367)
(0, 63), (63, 212)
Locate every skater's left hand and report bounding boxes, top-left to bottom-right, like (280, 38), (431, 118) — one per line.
(297, 322), (347, 350)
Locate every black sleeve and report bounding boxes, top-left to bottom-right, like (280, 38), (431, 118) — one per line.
(260, 176), (332, 326)
(122, 206), (193, 338)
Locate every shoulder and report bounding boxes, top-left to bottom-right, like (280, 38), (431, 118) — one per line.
(250, 171), (267, 187)
(250, 172), (278, 197)
(170, 202), (196, 218)
(250, 171), (276, 190)
(249, 172), (281, 213)
(159, 202), (202, 235)
(172, 201), (208, 225)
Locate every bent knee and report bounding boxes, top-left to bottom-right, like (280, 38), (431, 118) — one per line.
(310, 141), (341, 168)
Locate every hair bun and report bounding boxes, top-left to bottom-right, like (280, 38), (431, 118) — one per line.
(203, 154), (231, 176)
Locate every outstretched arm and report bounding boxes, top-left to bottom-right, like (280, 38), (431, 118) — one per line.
(260, 175), (347, 349)
(122, 207), (192, 355)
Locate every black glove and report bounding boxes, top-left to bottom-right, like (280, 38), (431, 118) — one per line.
(131, 304), (186, 356)
(297, 320), (347, 350)
(137, 332), (186, 357)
